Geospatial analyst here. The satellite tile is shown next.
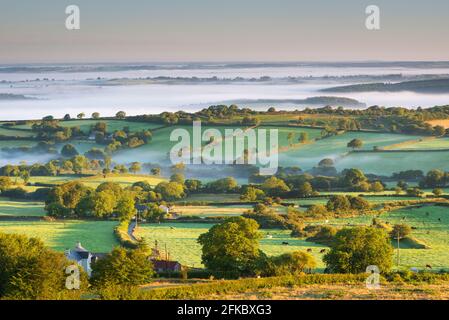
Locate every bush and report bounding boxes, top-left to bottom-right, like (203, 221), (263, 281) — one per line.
(269, 251), (317, 276)
(326, 195), (351, 213)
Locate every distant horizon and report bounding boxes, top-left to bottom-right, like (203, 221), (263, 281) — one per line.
(2, 60), (449, 66)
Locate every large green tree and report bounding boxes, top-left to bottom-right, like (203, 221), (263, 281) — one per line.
(91, 246), (154, 287)
(61, 144), (79, 158)
(0, 232), (87, 299)
(116, 192), (136, 221)
(155, 181), (185, 200)
(198, 216), (262, 275)
(323, 227), (393, 273)
(347, 138), (363, 150)
(45, 181), (93, 217)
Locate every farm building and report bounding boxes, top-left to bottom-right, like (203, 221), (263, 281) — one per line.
(150, 259), (182, 273)
(65, 242), (107, 277)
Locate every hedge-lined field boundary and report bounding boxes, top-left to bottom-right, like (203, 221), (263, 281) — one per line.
(96, 272), (449, 300)
(114, 220), (139, 249)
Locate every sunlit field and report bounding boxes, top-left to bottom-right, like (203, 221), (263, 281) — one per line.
(0, 220), (119, 252)
(0, 197), (46, 217)
(136, 222), (327, 269)
(322, 205), (449, 270)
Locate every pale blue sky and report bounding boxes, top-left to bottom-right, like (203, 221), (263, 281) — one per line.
(0, 0), (448, 63)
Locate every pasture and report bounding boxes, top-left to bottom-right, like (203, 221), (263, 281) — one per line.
(336, 151), (449, 175)
(393, 137), (449, 150)
(0, 127), (36, 137)
(284, 196), (418, 208)
(113, 125), (252, 165)
(171, 204), (286, 217)
(57, 140), (105, 154)
(175, 193), (242, 203)
(0, 197), (46, 217)
(0, 139), (37, 149)
(171, 205), (251, 217)
(22, 174), (166, 189)
(0, 220), (118, 252)
(136, 222), (327, 269)
(278, 131), (423, 170)
(76, 174), (166, 188)
(11, 119), (164, 133)
(321, 205), (449, 270)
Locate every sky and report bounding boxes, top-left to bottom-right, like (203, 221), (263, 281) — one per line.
(0, 0), (448, 63)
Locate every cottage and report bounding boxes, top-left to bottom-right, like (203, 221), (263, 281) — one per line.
(159, 205), (170, 215)
(150, 259), (182, 273)
(65, 242), (107, 277)
(135, 204), (149, 213)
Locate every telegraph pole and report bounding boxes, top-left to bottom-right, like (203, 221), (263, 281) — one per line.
(397, 230), (400, 267)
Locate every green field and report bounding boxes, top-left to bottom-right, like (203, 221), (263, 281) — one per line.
(175, 193), (242, 203)
(254, 126), (322, 149)
(56, 140), (105, 154)
(77, 174), (166, 188)
(0, 220), (118, 252)
(0, 139), (37, 149)
(136, 222), (327, 269)
(0, 127), (36, 137)
(0, 197), (46, 217)
(171, 204), (286, 217)
(336, 151), (449, 175)
(321, 205), (449, 270)
(278, 131), (423, 170)
(12, 119), (164, 133)
(284, 196), (418, 208)
(394, 137), (449, 150)
(26, 175), (80, 185)
(113, 125), (244, 164)
(23, 174), (166, 188)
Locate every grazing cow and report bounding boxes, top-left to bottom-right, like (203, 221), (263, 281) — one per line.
(426, 264), (432, 269)
(426, 212), (430, 216)
(282, 241), (289, 245)
(170, 227), (175, 230)
(307, 248), (312, 253)
(438, 218), (442, 222)
(411, 226), (418, 230)
(320, 249), (326, 254)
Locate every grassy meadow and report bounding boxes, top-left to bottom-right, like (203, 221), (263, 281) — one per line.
(136, 222), (327, 269)
(0, 197), (46, 217)
(278, 131), (423, 170)
(336, 151), (449, 175)
(0, 220), (119, 252)
(76, 174), (166, 188)
(10, 119), (164, 133)
(321, 205), (449, 270)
